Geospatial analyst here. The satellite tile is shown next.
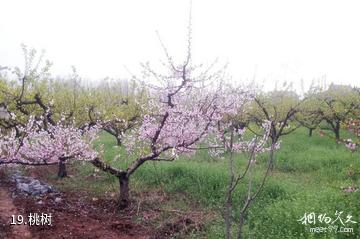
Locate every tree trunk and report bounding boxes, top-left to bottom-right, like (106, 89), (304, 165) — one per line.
(224, 196), (233, 239)
(334, 122), (340, 141)
(116, 136), (122, 146)
(309, 128), (313, 137)
(236, 213), (246, 239)
(269, 136), (277, 171)
(57, 160), (67, 178)
(118, 173), (130, 209)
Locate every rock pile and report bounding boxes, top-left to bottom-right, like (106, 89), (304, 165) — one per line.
(11, 171), (55, 196)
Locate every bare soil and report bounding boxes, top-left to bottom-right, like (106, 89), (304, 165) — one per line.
(0, 167), (209, 239)
(0, 186), (32, 239)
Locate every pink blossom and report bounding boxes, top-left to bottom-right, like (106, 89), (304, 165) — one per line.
(0, 117), (99, 166)
(345, 139), (358, 152)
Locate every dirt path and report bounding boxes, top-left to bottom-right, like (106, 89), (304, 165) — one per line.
(0, 187), (32, 239)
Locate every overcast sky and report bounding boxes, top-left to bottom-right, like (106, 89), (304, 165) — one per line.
(1, 0), (359, 91)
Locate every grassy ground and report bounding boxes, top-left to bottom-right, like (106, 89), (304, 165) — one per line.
(54, 127), (359, 238)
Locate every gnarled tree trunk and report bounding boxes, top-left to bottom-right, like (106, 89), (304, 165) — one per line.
(334, 122), (340, 141)
(57, 159), (67, 178)
(118, 173), (130, 209)
(116, 136), (122, 146)
(309, 128), (313, 137)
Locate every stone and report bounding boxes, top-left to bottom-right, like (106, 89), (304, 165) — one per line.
(17, 183), (30, 193)
(11, 171), (55, 196)
(54, 197), (62, 203)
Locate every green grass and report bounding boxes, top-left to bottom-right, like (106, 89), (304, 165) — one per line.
(62, 128), (360, 238)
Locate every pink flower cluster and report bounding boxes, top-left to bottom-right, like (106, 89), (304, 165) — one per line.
(120, 52), (265, 160)
(345, 139), (357, 152)
(344, 119), (359, 152)
(0, 117), (99, 165)
(208, 120), (277, 158)
(123, 78), (255, 159)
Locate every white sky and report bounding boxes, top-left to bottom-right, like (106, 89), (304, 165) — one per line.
(0, 0), (359, 92)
